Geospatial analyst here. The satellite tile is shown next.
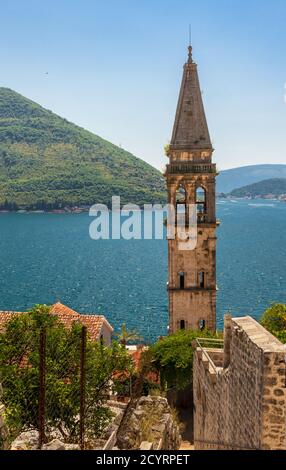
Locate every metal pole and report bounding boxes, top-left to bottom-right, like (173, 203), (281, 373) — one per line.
(38, 328), (46, 449)
(80, 326), (87, 450)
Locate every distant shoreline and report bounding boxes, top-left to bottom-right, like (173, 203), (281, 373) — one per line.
(0, 197), (285, 214)
(217, 195), (286, 202)
(0, 208), (90, 214)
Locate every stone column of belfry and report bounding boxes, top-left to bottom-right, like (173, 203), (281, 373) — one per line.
(166, 45), (218, 333)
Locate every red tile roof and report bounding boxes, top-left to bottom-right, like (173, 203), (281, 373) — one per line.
(0, 311), (20, 331)
(0, 302), (113, 342)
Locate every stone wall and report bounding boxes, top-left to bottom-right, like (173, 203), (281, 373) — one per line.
(9, 397), (180, 451)
(9, 399), (128, 450)
(116, 396), (181, 450)
(193, 316), (286, 450)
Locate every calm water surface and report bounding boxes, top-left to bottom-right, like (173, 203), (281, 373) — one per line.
(0, 199), (285, 342)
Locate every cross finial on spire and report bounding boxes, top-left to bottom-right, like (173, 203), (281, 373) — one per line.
(188, 45), (193, 63)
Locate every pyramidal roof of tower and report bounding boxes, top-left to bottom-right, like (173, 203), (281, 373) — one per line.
(170, 46), (212, 151)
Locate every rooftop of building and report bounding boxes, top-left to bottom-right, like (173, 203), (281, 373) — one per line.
(0, 301), (113, 342)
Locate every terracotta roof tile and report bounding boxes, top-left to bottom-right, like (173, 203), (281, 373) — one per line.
(0, 302), (113, 342)
(50, 302), (80, 318)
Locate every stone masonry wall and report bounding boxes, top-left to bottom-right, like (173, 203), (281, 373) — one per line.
(193, 316), (286, 450)
(116, 396), (181, 450)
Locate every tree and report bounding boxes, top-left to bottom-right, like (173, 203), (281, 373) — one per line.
(0, 305), (133, 445)
(147, 329), (222, 391)
(260, 304), (286, 344)
(117, 323), (142, 348)
(260, 304), (286, 334)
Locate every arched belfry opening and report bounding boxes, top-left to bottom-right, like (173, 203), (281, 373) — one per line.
(176, 185), (186, 214)
(196, 186), (207, 222)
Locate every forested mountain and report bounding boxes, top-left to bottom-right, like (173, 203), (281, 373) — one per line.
(0, 88), (166, 210)
(230, 178), (286, 198)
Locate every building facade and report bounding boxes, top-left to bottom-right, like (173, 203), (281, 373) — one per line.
(166, 46), (217, 333)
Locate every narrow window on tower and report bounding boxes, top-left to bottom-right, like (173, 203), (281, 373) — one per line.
(199, 271), (205, 289)
(180, 320), (186, 330)
(199, 319), (206, 331)
(179, 272), (185, 289)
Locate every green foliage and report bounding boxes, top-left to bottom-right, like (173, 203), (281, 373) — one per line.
(164, 144), (170, 157)
(230, 178), (286, 198)
(260, 304), (286, 344)
(142, 380), (162, 396)
(0, 305), (133, 444)
(148, 329), (222, 391)
(272, 330), (286, 344)
(117, 323), (142, 347)
(0, 88), (166, 210)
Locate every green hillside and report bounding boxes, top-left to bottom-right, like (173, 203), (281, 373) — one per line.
(230, 178), (286, 198)
(0, 88), (166, 210)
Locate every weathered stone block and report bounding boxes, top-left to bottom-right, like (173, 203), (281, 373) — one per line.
(269, 415), (285, 425)
(264, 377), (278, 387)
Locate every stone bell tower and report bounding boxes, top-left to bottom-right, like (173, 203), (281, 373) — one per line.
(166, 45), (217, 333)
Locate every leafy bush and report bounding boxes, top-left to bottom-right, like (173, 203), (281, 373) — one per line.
(260, 304), (286, 343)
(0, 305), (133, 444)
(147, 329), (222, 391)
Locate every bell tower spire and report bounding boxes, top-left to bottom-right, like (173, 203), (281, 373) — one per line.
(166, 45), (217, 333)
(170, 45), (212, 152)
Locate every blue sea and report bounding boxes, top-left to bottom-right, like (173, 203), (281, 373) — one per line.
(0, 199), (285, 342)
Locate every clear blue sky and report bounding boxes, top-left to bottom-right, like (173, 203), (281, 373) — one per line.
(1, 0), (286, 170)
